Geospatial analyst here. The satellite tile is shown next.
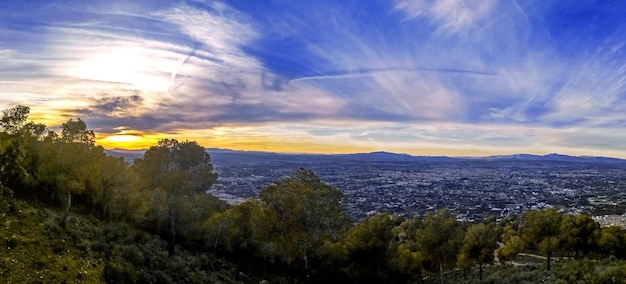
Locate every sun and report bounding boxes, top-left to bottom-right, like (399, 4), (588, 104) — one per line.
(98, 133), (155, 150)
(105, 135), (143, 143)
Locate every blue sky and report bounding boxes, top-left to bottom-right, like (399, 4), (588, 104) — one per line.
(2, 0), (626, 157)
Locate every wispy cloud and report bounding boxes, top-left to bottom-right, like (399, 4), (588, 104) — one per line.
(394, 0), (497, 36)
(2, 0), (626, 157)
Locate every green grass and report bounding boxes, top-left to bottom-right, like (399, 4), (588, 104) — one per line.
(1, 199), (103, 283)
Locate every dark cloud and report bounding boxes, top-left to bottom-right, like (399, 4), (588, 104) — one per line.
(82, 114), (174, 134)
(79, 93), (144, 117)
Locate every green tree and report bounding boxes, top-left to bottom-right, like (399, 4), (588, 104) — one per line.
(134, 139), (217, 193)
(496, 224), (523, 264)
(134, 139), (219, 256)
(88, 154), (147, 222)
(416, 209), (464, 279)
(38, 118), (98, 227)
(0, 105), (50, 198)
(598, 226), (626, 259)
(496, 213), (522, 264)
(337, 213), (401, 281)
(206, 200), (263, 257)
(457, 221), (499, 280)
(389, 216), (424, 280)
(257, 168), (349, 279)
(0, 105), (30, 188)
(560, 213), (601, 258)
(520, 209), (563, 270)
(60, 118), (94, 144)
(0, 105), (30, 134)
(13, 122), (47, 190)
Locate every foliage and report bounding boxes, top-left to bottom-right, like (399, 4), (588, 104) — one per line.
(389, 215), (424, 279)
(0, 106), (29, 188)
(206, 199), (264, 257)
(457, 221), (499, 279)
(497, 225), (523, 264)
(417, 209), (465, 274)
(560, 213), (601, 257)
(0, 105), (29, 134)
(257, 168), (350, 279)
(134, 138), (223, 256)
(134, 138), (217, 193)
(520, 208), (563, 270)
(599, 226), (626, 259)
(334, 213), (403, 282)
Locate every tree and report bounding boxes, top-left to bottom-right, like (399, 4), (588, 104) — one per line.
(134, 139), (217, 193)
(257, 168), (349, 279)
(60, 118), (94, 144)
(560, 213), (601, 258)
(0, 105), (29, 134)
(457, 221), (499, 280)
(206, 200), (263, 257)
(598, 226), (626, 259)
(389, 216), (424, 280)
(13, 122), (47, 191)
(89, 154), (147, 222)
(416, 209), (464, 279)
(520, 209), (563, 270)
(0, 105), (30, 188)
(0, 105), (53, 198)
(37, 117), (98, 227)
(497, 224), (523, 264)
(337, 213), (401, 281)
(134, 139), (219, 256)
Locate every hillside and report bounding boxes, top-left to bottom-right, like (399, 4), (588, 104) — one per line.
(3, 197), (626, 283)
(1, 198), (245, 283)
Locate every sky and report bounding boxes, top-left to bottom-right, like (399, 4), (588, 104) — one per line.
(2, 0), (626, 158)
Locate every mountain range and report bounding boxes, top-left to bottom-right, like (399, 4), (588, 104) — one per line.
(104, 148), (626, 164)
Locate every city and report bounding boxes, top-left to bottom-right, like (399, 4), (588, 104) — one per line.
(205, 149), (626, 225)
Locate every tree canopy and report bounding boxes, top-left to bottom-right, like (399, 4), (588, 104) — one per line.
(258, 168), (350, 277)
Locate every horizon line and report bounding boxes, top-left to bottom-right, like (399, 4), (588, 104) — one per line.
(103, 147), (626, 161)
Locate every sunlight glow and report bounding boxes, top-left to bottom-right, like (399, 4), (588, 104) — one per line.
(104, 135), (143, 143)
(66, 45), (176, 92)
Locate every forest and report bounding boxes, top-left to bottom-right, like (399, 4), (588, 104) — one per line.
(2, 104), (626, 283)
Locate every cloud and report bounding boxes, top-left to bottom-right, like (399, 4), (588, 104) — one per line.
(3, 0), (626, 157)
(154, 2), (261, 78)
(80, 94), (144, 117)
(394, 0), (498, 36)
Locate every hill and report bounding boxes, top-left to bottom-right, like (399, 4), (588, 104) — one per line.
(0, 199), (245, 283)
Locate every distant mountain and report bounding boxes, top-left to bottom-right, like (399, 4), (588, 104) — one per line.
(332, 151), (454, 162)
(104, 148), (626, 164)
(338, 151), (414, 161)
(484, 153), (626, 163)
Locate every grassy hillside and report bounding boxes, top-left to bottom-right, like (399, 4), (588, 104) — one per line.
(1, 198), (244, 283)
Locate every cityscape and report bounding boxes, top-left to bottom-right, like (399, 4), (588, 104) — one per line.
(203, 149), (626, 225)
(105, 148), (626, 226)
